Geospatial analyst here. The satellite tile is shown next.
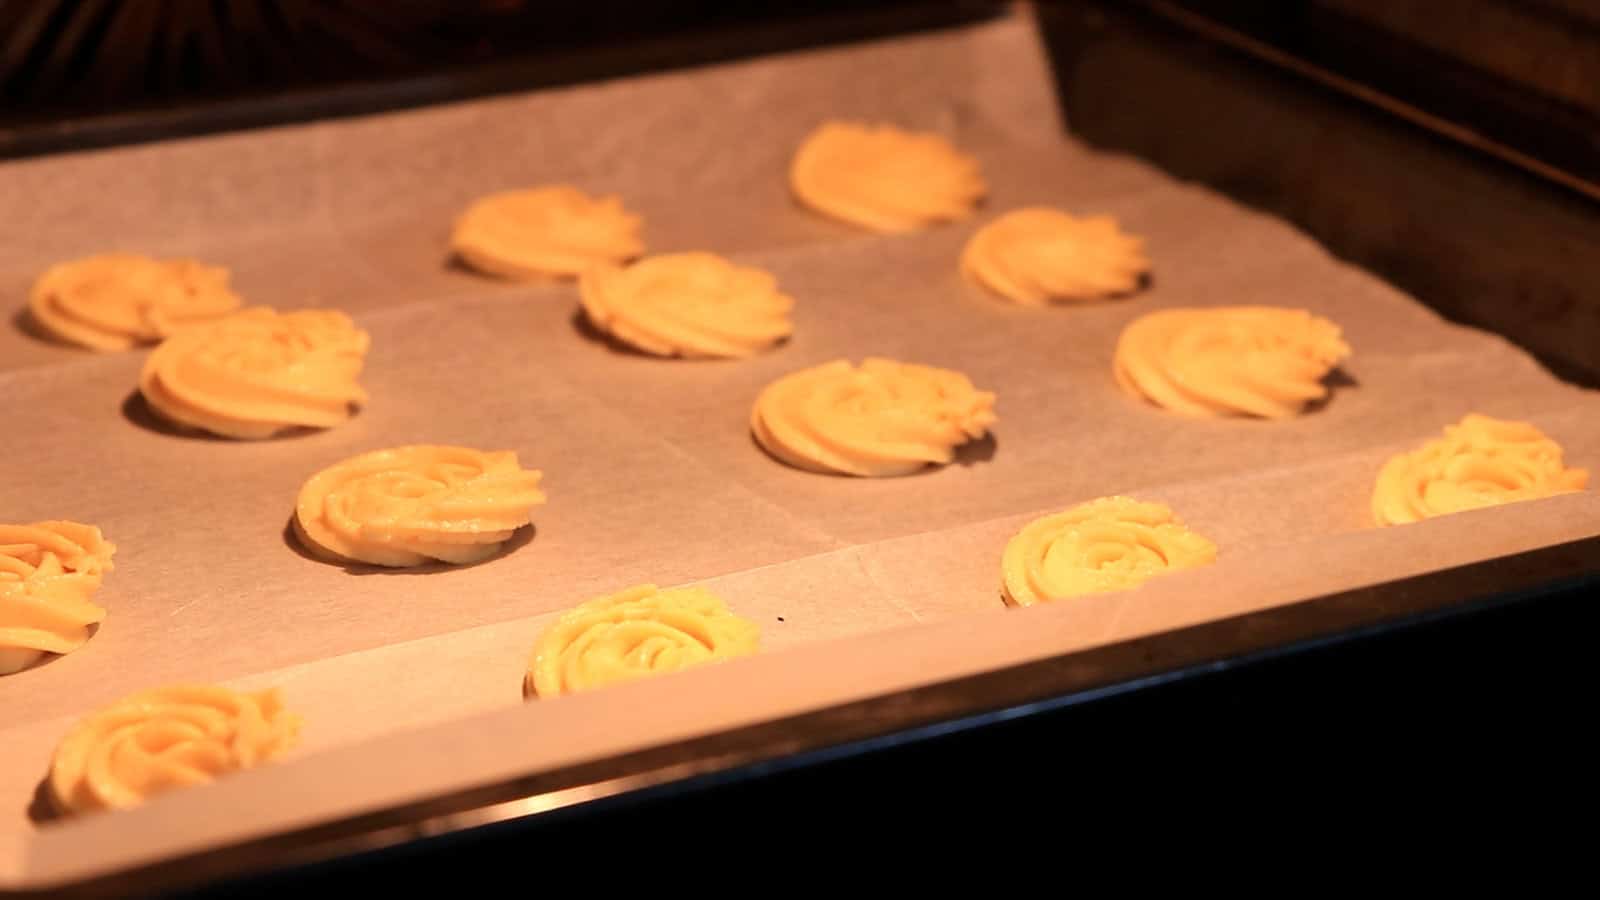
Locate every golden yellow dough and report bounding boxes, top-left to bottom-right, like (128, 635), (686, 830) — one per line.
(789, 121), (985, 232)
(526, 584), (759, 698)
(1001, 496), (1217, 606)
(579, 252), (794, 358)
(1373, 414), (1589, 526)
(49, 684), (300, 815)
(140, 307), (370, 439)
(962, 207), (1149, 304)
(751, 357), (997, 477)
(0, 521), (115, 675)
(295, 445), (546, 567)
(451, 186), (643, 279)
(28, 253), (242, 351)
(1114, 306), (1351, 418)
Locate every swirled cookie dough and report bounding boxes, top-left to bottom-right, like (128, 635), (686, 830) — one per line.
(526, 584), (759, 698)
(28, 253), (243, 351)
(751, 358), (997, 477)
(1373, 414), (1589, 526)
(49, 684), (300, 815)
(962, 208), (1149, 304)
(579, 252), (794, 358)
(295, 445), (546, 567)
(140, 308), (371, 439)
(790, 122), (985, 232)
(0, 522), (115, 675)
(1114, 306), (1351, 418)
(451, 186), (644, 279)
(1001, 497), (1217, 606)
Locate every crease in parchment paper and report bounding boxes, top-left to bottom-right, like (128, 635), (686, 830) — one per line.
(850, 548), (928, 625)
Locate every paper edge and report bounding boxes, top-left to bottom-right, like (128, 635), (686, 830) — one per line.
(17, 491), (1598, 887)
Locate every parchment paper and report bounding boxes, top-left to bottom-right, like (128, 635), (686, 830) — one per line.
(2, 8), (1598, 883)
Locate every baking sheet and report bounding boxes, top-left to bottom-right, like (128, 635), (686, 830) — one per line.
(2, 8), (1598, 887)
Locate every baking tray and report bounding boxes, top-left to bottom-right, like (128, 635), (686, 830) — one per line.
(1040, 0), (1600, 386)
(3, 4), (1598, 895)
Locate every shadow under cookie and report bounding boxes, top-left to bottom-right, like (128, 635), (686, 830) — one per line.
(748, 430), (999, 477)
(121, 390), (330, 442)
(571, 308), (650, 358)
(282, 516), (539, 576)
(0, 636), (84, 678)
(10, 307), (70, 346)
(1301, 369), (1361, 416)
(569, 309), (787, 360)
(27, 775), (60, 826)
(950, 431), (998, 468)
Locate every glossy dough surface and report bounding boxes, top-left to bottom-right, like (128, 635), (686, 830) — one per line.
(139, 308), (371, 439)
(962, 208), (1149, 304)
(28, 253), (242, 351)
(579, 252), (794, 358)
(295, 445), (546, 567)
(1114, 306), (1351, 418)
(451, 186), (644, 279)
(790, 122), (985, 232)
(0, 522), (115, 675)
(1373, 414), (1589, 525)
(526, 584), (759, 698)
(49, 685), (300, 815)
(1001, 496), (1217, 606)
(751, 358), (997, 477)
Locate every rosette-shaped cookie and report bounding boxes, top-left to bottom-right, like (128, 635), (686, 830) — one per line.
(0, 522), (115, 675)
(790, 122), (986, 232)
(751, 358), (998, 477)
(295, 445), (546, 567)
(526, 584), (759, 698)
(579, 252), (794, 358)
(961, 208), (1149, 304)
(1114, 306), (1352, 418)
(451, 186), (644, 280)
(139, 308), (371, 439)
(1001, 497), (1217, 606)
(48, 684), (300, 815)
(1373, 414), (1589, 526)
(28, 253), (242, 352)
